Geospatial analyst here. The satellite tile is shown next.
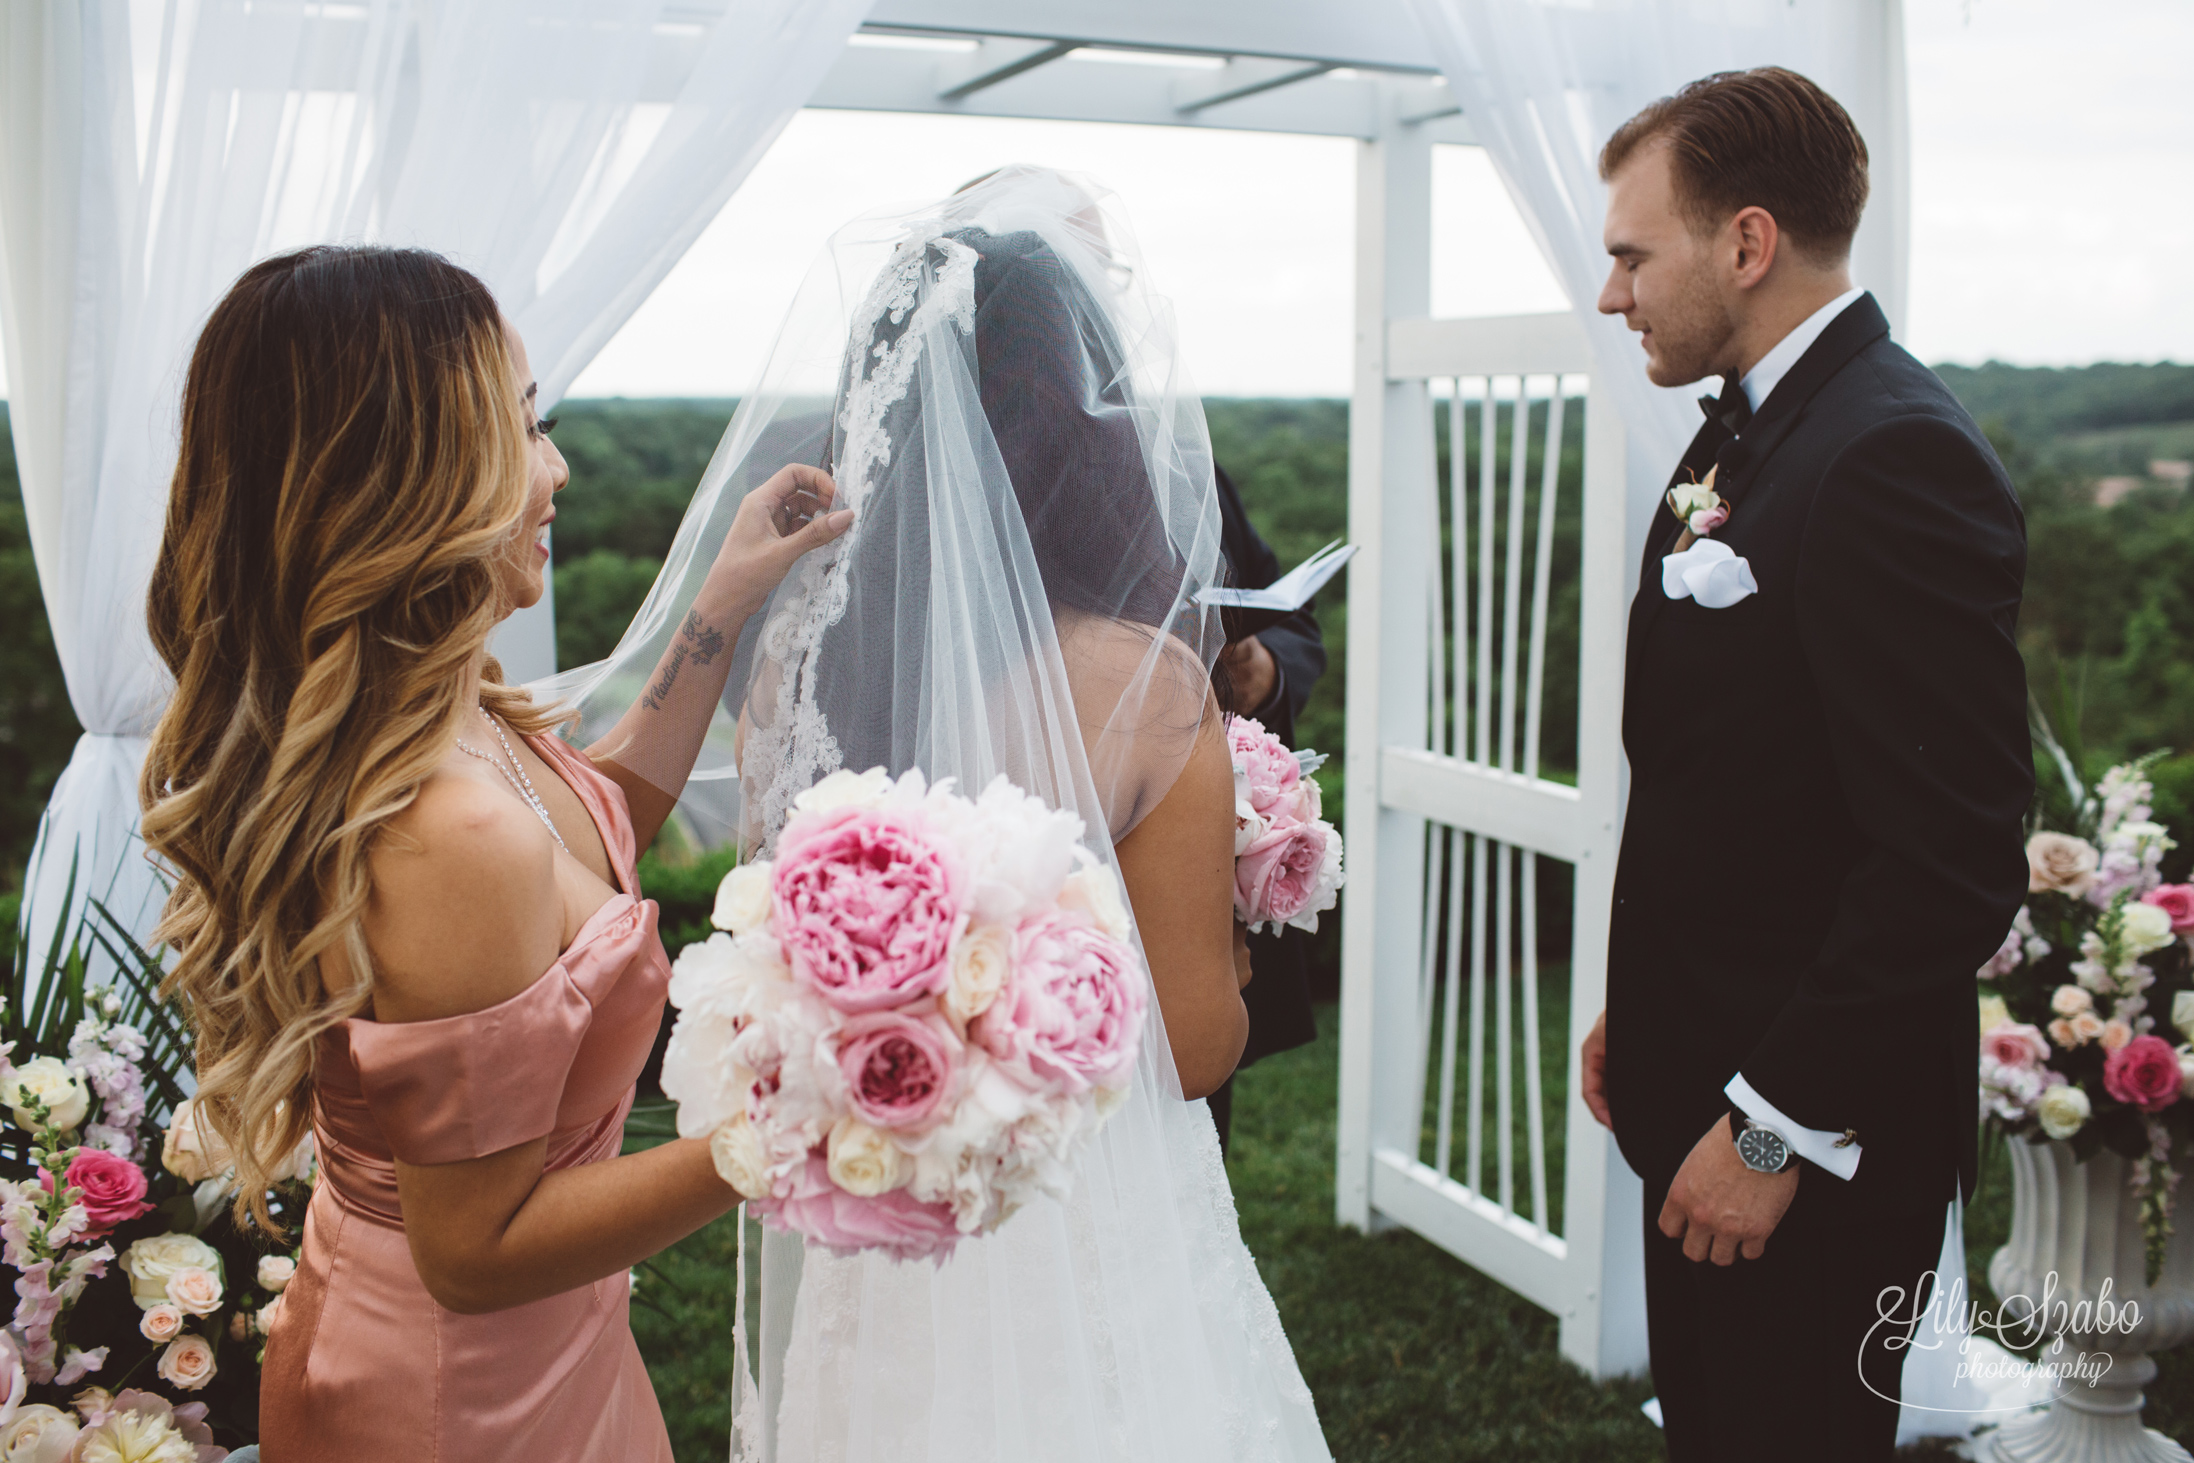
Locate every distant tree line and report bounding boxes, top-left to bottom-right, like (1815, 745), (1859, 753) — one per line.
(0, 362), (2190, 895)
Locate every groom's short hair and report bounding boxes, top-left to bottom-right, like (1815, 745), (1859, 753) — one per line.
(1600, 67), (1869, 262)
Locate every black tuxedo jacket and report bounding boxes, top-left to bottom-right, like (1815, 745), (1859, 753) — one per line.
(1214, 464), (1327, 1065)
(1606, 294), (2031, 1210)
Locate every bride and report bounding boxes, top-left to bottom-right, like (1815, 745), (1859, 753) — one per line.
(555, 166), (1332, 1460)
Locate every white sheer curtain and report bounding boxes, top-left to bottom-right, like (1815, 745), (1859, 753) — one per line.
(0, 0), (871, 973)
(1402, 2), (2004, 1443)
(1404, 0), (1908, 547)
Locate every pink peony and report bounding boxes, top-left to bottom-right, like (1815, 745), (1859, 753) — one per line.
(2142, 884), (2194, 934)
(2103, 1035), (2184, 1113)
(972, 914), (1147, 1094)
(772, 808), (965, 1012)
(756, 1154), (962, 1263)
(836, 1014), (958, 1132)
(1235, 820), (1333, 926)
(1981, 1023), (2050, 1071)
(40, 1149), (151, 1241)
(1227, 717), (1301, 816)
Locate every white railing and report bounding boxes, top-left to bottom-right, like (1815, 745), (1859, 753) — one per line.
(1336, 126), (1647, 1378)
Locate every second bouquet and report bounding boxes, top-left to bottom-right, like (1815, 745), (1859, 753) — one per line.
(660, 768), (1145, 1263)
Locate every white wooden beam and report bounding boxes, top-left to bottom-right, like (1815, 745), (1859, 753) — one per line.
(1172, 58), (1334, 114)
(936, 37), (1076, 99)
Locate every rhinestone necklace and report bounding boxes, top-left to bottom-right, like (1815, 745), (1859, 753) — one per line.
(453, 707), (569, 853)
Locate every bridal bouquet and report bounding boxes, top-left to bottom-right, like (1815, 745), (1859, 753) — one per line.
(1975, 751), (2194, 1283)
(1227, 716), (1344, 935)
(661, 768), (1146, 1263)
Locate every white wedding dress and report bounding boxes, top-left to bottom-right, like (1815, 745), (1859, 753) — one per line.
(550, 166), (1332, 1463)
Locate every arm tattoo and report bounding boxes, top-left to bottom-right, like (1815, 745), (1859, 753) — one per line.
(681, 609), (727, 665)
(641, 642), (690, 710)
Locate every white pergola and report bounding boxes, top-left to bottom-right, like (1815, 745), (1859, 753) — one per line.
(1, 0), (1910, 1390)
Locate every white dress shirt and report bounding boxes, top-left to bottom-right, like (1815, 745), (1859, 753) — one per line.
(1723, 283), (1870, 1180)
(1737, 285), (1866, 414)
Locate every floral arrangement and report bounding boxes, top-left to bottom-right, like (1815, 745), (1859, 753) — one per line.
(0, 878), (308, 1455)
(1226, 716), (1344, 935)
(660, 768), (1146, 1263)
(1976, 751), (2194, 1283)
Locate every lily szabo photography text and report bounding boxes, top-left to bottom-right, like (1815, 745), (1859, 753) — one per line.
(1874, 1269), (2148, 1409)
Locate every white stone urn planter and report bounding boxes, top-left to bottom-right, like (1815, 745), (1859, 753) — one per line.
(1988, 1138), (2194, 1462)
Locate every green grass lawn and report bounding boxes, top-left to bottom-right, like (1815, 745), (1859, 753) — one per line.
(626, 1004), (2194, 1460)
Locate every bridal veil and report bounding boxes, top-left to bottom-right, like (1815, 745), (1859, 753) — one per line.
(545, 167), (1330, 1462)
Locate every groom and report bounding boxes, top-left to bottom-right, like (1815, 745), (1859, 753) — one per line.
(1576, 68), (2032, 1460)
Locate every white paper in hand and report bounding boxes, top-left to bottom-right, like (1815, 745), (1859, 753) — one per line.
(1196, 540), (1358, 614)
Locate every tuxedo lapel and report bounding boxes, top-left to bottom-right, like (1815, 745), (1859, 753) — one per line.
(1625, 294), (1893, 674)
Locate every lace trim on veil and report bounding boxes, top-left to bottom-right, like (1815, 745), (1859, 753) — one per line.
(740, 235), (980, 851)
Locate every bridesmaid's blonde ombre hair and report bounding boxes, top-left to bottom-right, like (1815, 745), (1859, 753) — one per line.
(142, 246), (563, 1231)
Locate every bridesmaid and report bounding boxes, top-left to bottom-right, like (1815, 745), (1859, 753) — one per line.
(138, 245), (850, 1459)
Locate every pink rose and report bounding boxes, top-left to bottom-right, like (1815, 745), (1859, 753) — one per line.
(2103, 1034), (2183, 1113)
(2100, 1019), (2134, 1052)
(40, 1150), (151, 1240)
(772, 808), (965, 1012)
(1227, 717), (1301, 816)
(756, 1154), (962, 1263)
(972, 914), (1147, 1094)
(835, 1013), (958, 1132)
(1981, 1023), (2049, 1071)
(1686, 503), (1730, 535)
(2142, 884), (2194, 934)
(1235, 820), (1332, 926)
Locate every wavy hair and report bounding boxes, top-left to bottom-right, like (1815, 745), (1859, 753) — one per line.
(141, 246), (562, 1231)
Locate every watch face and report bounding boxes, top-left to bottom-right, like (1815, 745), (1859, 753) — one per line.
(1737, 1126), (1788, 1173)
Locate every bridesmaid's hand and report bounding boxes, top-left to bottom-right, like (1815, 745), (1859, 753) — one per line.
(711, 465), (853, 618)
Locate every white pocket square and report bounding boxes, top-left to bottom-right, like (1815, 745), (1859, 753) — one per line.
(1661, 538), (1759, 608)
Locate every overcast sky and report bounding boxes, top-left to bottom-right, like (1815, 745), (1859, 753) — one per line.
(565, 0), (2194, 398)
(2, 0), (2185, 401)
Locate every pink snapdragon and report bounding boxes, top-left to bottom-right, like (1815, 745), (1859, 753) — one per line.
(773, 808), (965, 1012)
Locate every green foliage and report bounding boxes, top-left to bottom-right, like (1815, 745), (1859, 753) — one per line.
(1934, 361), (2194, 457)
(0, 405), (81, 889)
(555, 549), (664, 670)
(636, 841), (740, 959)
(548, 399), (735, 566)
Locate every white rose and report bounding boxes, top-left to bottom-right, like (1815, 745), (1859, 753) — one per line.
(1977, 994), (2010, 1033)
(944, 924), (1015, 1025)
(155, 1333), (216, 1392)
(256, 1255), (296, 1293)
(256, 1292), (285, 1337)
(1058, 867), (1132, 942)
(825, 1116), (907, 1198)
(120, 1234), (223, 1312)
(138, 1304), (184, 1344)
(708, 1113), (771, 1200)
(0, 1404), (79, 1463)
(163, 1265), (222, 1318)
(2175, 991), (2194, 1042)
(159, 1099), (232, 1185)
(792, 767), (892, 816)
(711, 861), (775, 934)
(2121, 901), (2176, 956)
(1, 1058), (89, 1134)
(1667, 482), (1722, 520)
(2051, 985), (2094, 1018)
(2037, 1083), (2092, 1141)
(1093, 1082), (1131, 1122)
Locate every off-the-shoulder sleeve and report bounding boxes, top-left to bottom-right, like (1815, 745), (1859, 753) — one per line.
(347, 969), (594, 1166)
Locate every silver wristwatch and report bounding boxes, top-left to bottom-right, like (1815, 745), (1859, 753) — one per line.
(1731, 1114), (1794, 1174)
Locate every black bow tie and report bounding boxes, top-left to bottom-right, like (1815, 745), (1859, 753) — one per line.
(1699, 375), (1752, 440)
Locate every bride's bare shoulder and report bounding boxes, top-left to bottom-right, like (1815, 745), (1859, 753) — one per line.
(1054, 614), (1210, 714)
(363, 773), (562, 1024)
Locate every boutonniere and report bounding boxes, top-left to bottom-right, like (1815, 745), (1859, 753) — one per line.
(1666, 464), (1730, 545)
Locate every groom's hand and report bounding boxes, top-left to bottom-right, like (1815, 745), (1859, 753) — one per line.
(1659, 1118), (1799, 1265)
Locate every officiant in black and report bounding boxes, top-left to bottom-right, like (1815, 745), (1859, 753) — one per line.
(1208, 463), (1327, 1155)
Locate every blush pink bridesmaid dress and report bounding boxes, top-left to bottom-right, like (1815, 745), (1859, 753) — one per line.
(260, 735), (678, 1461)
